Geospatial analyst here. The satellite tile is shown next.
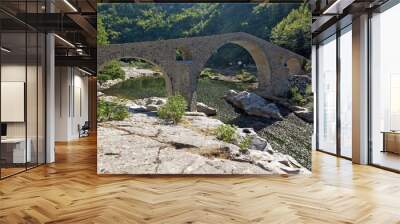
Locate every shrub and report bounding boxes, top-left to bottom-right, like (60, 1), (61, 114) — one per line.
(97, 99), (129, 122)
(303, 60), (311, 74)
(289, 86), (306, 106)
(239, 135), (252, 153)
(158, 95), (188, 124)
(98, 60), (125, 83)
(98, 74), (111, 83)
(237, 70), (256, 83)
(215, 124), (237, 143)
(200, 68), (219, 79)
(305, 84), (312, 96)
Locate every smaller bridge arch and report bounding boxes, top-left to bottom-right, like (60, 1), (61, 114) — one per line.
(99, 54), (173, 96)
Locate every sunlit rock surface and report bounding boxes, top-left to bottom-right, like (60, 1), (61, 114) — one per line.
(98, 111), (310, 175)
(224, 90), (283, 120)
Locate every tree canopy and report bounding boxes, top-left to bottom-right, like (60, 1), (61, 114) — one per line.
(98, 3), (311, 65)
(98, 60), (125, 83)
(97, 15), (109, 45)
(271, 4), (311, 58)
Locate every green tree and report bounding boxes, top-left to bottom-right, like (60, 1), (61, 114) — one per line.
(98, 60), (125, 83)
(97, 99), (129, 122)
(97, 15), (109, 45)
(158, 95), (188, 124)
(98, 3), (307, 62)
(270, 4), (311, 58)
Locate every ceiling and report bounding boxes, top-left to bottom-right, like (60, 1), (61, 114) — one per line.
(0, 0), (97, 73)
(310, 0), (390, 41)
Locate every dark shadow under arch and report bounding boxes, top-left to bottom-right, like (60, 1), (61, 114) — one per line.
(199, 40), (272, 89)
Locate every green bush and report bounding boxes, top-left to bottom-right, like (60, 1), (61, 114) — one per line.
(303, 60), (311, 74)
(305, 84), (312, 96)
(215, 124), (237, 143)
(98, 60), (125, 83)
(200, 68), (219, 79)
(158, 95), (188, 124)
(97, 99), (129, 122)
(239, 135), (252, 153)
(97, 74), (111, 83)
(289, 86), (306, 106)
(237, 70), (256, 83)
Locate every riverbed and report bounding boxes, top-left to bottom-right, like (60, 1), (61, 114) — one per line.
(103, 77), (312, 170)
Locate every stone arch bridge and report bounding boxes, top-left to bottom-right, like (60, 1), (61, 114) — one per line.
(98, 32), (308, 110)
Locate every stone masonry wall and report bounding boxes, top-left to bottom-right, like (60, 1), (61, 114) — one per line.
(98, 32), (308, 110)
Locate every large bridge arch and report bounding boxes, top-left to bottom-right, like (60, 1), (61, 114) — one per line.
(188, 38), (274, 111)
(197, 39), (272, 88)
(98, 32), (308, 111)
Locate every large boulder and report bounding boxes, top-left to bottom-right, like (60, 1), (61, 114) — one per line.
(196, 102), (217, 116)
(127, 103), (147, 113)
(224, 90), (283, 120)
(235, 128), (273, 151)
(252, 92), (313, 123)
(293, 108), (313, 123)
(133, 97), (167, 112)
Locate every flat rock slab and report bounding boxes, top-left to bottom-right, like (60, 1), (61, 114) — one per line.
(98, 111), (310, 175)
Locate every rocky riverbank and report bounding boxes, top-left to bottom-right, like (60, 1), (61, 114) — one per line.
(98, 88), (313, 170)
(98, 68), (313, 171)
(98, 107), (310, 175)
(99, 66), (161, 91)
(122, 67), (161, 79)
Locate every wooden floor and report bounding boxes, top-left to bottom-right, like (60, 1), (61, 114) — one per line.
(372, 150), (400, 171)
(1, 167), (26, 178)
(1, 135), (400, 224)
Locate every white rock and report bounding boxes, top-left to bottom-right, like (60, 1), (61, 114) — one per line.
(122, 67), (160, 79)
(99, 78), (124, 90)
(146, 104), (160, 112)
(235, 128), (271, 151)
(224, 90), (283, 120)
(145, 97), (166, 106)
(185, 112), (207, 117)
(97, 111), (310, 175)
(196, 102), (217, 116)
(294, 109), (313, 123)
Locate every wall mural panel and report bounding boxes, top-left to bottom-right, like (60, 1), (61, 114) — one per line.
(97, 3), (313, 175)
